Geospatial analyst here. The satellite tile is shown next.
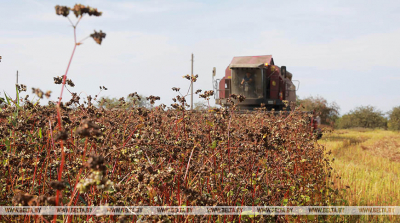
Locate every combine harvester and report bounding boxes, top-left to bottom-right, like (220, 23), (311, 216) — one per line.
(212, 55), (322, 139)
(213, 55), (297, 111)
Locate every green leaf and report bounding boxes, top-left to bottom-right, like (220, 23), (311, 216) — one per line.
(3, 91), (11, 106)
(5, 139), (10, 152)
(15, 85), (19, 107)
(4, 91), (20, 109)
(282, 198), (288, 206)
(38, 128), (42, 139)
(79, 195), (88, 205)
(34, 98), (40, 106)
(0, 97), (3, 111)
(211, 140), (217, 149)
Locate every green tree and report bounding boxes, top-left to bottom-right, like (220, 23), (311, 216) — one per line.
(336, 105), (387, 129)
(388, 106), (400, 131)
(194, 101), (208, 111)
(97, 94), (150, 110)
(297, 96), (340, 125)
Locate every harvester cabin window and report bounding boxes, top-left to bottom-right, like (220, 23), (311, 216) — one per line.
(231, 69), (263, 99)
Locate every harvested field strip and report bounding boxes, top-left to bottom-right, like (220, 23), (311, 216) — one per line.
(322, 129), (400, 206)
(321, 129), (400, 222)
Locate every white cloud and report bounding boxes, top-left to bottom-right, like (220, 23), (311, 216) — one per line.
(114, 2), (172, 13)
(387, 76), (400, 80)
(100, 10), (131, 21)
(112, 0), (201, 13)
(30, 12), (66, 22)
(254, 29), (400, 70)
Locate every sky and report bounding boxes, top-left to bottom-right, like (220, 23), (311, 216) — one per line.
(1, 0), (399, 115)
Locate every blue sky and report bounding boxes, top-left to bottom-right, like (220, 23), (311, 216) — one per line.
(1, 0), (399, 115)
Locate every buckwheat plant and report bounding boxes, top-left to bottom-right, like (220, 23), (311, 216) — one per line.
(54, 2), (106, 208)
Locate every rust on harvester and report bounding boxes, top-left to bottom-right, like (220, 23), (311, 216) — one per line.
(212, 55), (298, 111)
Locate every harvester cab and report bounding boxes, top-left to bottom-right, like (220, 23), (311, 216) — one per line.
(213, 55), (299, 111)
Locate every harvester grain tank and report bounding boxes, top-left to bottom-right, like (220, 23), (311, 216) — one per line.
(213, 55), (298, 110)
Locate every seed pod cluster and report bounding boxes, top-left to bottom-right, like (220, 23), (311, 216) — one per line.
(90, 30), (106, 45)
(55, 4), (102, 18)
(76, 119), (102, 137)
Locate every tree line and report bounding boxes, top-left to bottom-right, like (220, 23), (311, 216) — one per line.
(297, 96), (400, 131)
